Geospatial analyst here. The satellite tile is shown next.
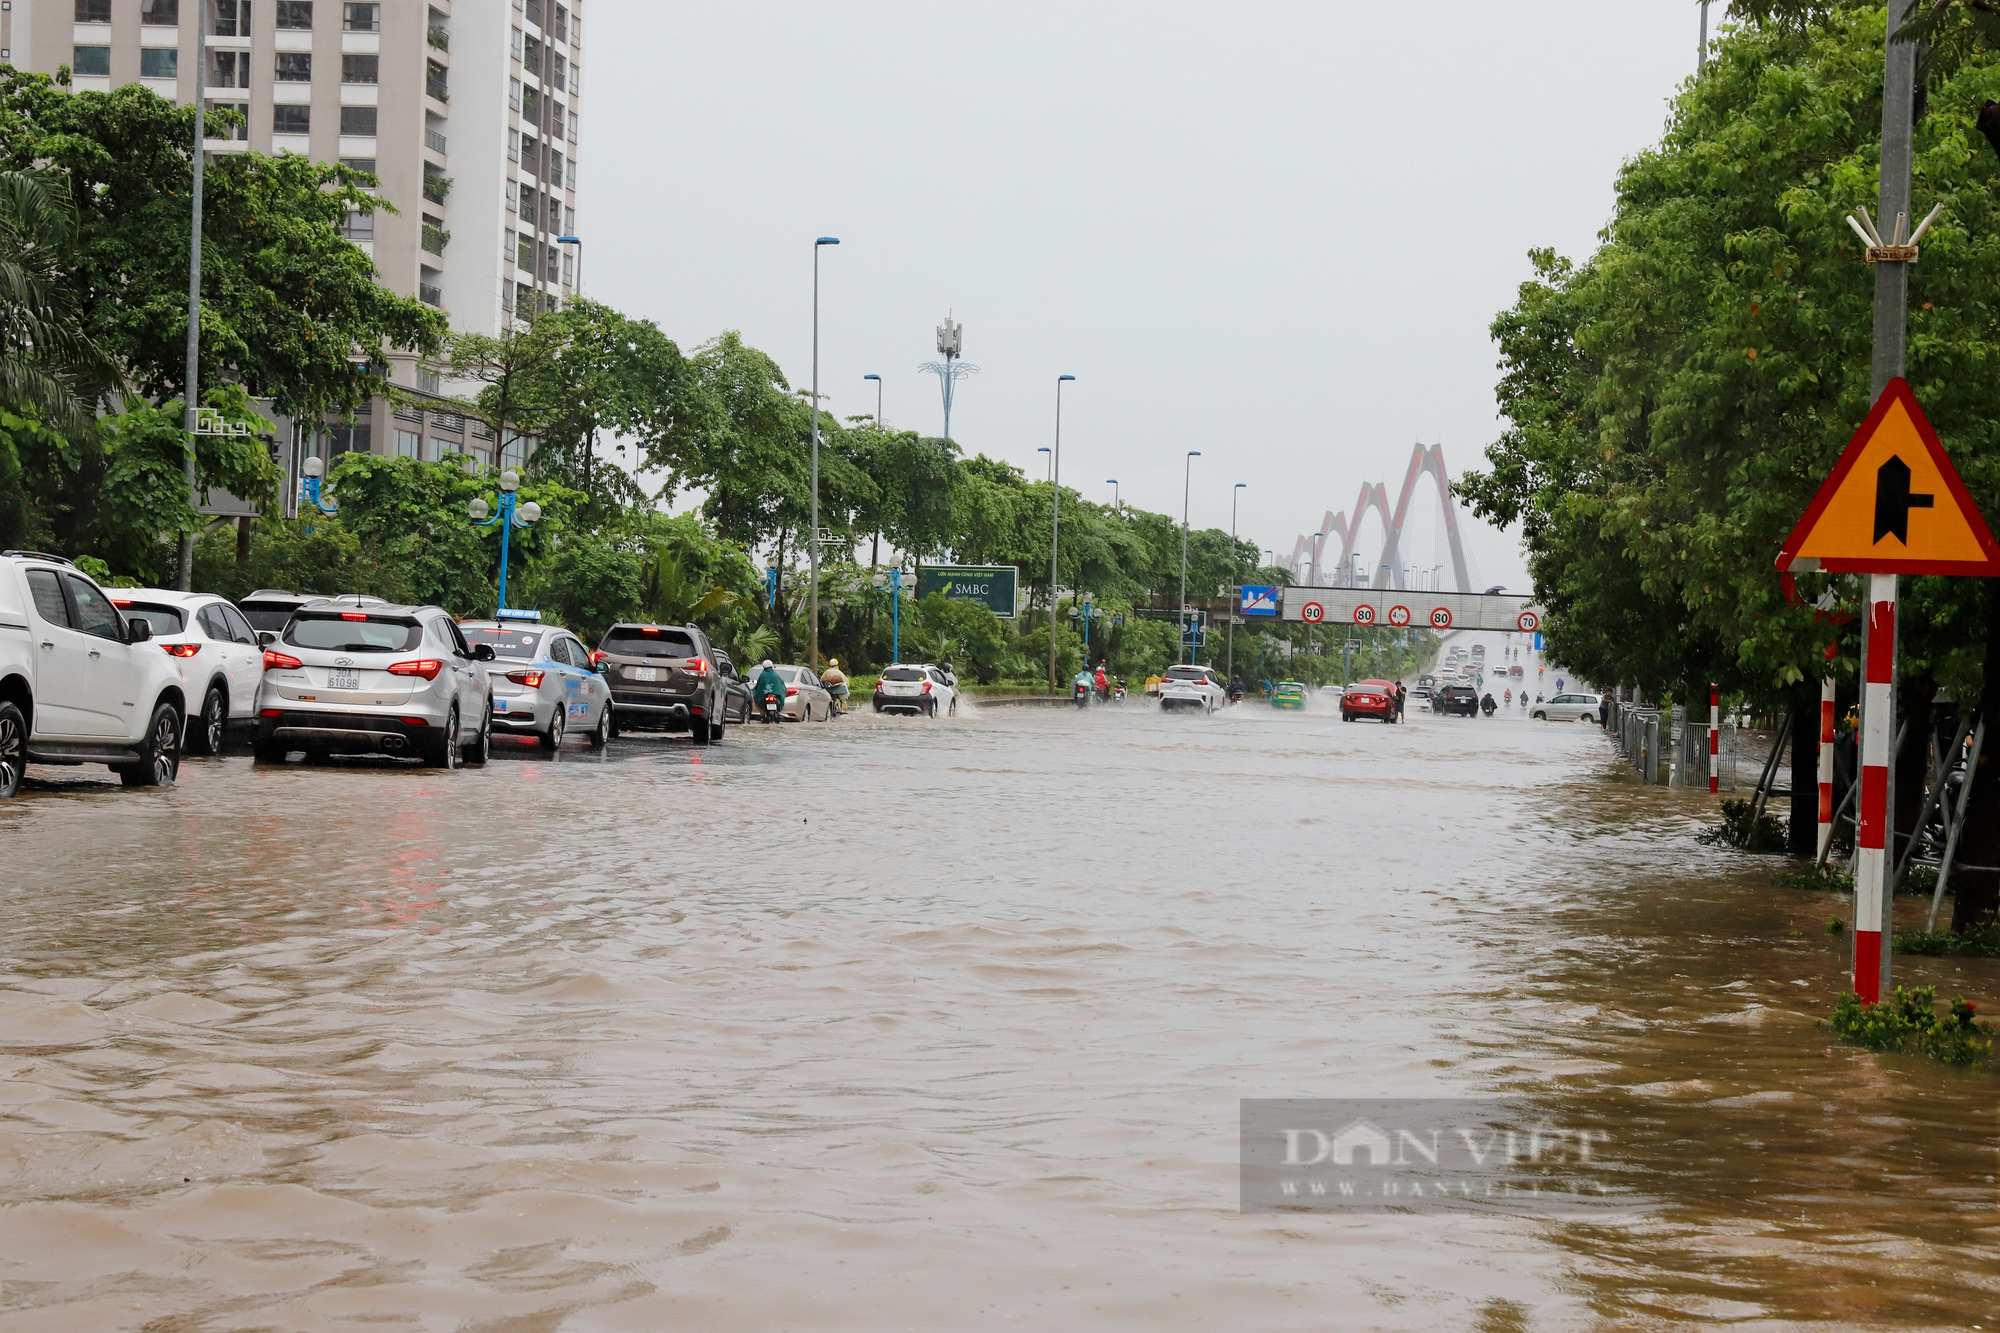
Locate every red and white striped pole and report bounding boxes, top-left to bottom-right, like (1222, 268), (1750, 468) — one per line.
(1708, 685), (1719, 794)
(1854, 573), (1897, 1004)
(1817, 665), (1836, 858)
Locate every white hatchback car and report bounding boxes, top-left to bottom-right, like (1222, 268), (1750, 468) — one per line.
(112, 589), (265, 755)
(1158, 663), (1228, 713)
(872, 663), (957, 717)
(1533, 692), (1603, 723)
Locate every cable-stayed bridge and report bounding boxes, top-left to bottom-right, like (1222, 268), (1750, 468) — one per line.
(1285, 443), (1476, 591)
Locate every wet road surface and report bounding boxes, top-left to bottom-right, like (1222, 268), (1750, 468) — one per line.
(2, 697), (1997, 1329)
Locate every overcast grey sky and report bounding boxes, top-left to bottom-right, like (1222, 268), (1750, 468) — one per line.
(585, 2), (1706, 590)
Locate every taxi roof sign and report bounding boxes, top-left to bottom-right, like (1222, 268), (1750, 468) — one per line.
(1778, 378), (2000, 576)
(495, 607), (542, 621)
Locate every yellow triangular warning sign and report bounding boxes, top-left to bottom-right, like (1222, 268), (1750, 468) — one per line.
(1777, 378), (2000, 575)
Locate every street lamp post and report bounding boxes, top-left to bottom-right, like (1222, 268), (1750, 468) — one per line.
(1068, 591), (1097, 656)
(1037, 446), (1051, 481)
(175, 7), (210, 591)
(1106, 479), (1119, 510)
(863, 372), (882, 426)
(467, 469), (542, 613)
(810, 236), (839, 669)
(556, 235), (583, 299)
(1047, 374), (1075, 691)
(1180, 450), (1201, 663)
(871, 566), (905, 664)
(1228, 482), (1245, 683)
(300, 456), (340, 517)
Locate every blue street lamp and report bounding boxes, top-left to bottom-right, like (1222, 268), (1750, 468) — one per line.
(467, 469), (541, 613)
(863, 372), (883, 426)
(300, 455), (339, 515)
(556, 235), (582, 298)
(1106, 479), (1120, 510)
(1068, 590), (1098, 655)
(872, 566), (905, 663)
(1180, 449), (1201, 663)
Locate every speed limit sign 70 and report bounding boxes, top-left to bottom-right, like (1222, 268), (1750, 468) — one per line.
(1301, 601), (1326, 624)
(1430, 607), (1453, 629)
(1349, 604), (1374, 626)
(1517, 610), (1540, 633)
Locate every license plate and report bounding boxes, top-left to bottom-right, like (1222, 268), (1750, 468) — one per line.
(493, 699), (508, 711)
(329, 668), (359, 690)
(633, 667), (660, 682)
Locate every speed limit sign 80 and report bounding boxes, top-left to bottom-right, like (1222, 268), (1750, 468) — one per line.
(1349, 604), (1374, 626)
(1429, 607), (1453, 629)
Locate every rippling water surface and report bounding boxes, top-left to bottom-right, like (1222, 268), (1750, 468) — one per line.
(2, 694), (1996, 1330)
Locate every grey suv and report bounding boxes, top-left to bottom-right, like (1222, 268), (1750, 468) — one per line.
(595, 622), (727, 744)
(254, 601), (496, 767)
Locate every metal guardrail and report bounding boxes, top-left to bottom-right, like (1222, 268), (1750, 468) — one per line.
(425, 129), (447, 155)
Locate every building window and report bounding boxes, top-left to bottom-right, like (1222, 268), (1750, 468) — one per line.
(549, 149), (563, 183)
(141, 0), (179, 25)
(562, 251), (573, 287)
(213, 0), (251, 37)
(564, 206), (575, 233)
(72, 45), (110, 76)
(340, 105), (377, 136)
(339, 157), (377, 176)
(140, 48), (179, 79)
(552, 53), (566, 92)
(275, 1), (314, 29)
(395, 401), (423, 422)
(522, 85), (541, 124)
(426, 59), (449, 102)
(518, 183), (537, 222)
(429, 439), (453, 461)
(547, 194), (563, 229)
(204, 100), (250, 140)
(517, 235), (534, 270)
(512, 27), (524, 60)
(509, 78), (522, 110)
(566, 160), (576, 191)
(343, 2), (379, 31)
(341, 207), (373, 240)
(211, 50), (250, 88)
(544, 247), (559, 282)
(275, 53), (312, 82)
(273, 104), (311, 135)
(74, 0), (111, 22)
(551, 3), (569, 43)
(341, 54), (378, 84)
(433, 411), (464, 435)
(568, 109), (578, 143)
(392, 428), (421, 459)
(327, 423), (370, 455)
(523, 33), (542, 75)
(525, 0), (544, 27)
(505, 180), (518, 212)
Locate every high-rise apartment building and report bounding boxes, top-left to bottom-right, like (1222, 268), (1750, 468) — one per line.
(9, 0), (583, 475)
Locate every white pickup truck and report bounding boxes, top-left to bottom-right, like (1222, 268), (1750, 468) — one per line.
(1156, 663), (1228, 714)
(0, 551), (190, 797)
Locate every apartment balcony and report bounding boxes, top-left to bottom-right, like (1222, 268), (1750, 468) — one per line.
(421, 224), (450, 255)
(419, 283), (443, 307)
(425, 129), (448, 157)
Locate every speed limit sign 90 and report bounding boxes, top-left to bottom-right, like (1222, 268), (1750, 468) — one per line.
(1301, 601), (1326, 624)
(1429, 606), (1453, 629)
(1517, 610), (1540, 633)
(1349, 604), (1374, 626)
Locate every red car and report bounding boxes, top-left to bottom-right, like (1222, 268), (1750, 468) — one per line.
(1342, 678), (1399, 723)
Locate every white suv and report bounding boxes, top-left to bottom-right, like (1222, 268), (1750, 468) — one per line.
(112, 589), (264, 755)
(1157, 663), (1227, 713)
(872, 663), (957, 717)
(0, 551), (189, 796)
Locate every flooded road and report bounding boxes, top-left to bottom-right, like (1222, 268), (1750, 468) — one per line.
(2, 700), (1996, 1330)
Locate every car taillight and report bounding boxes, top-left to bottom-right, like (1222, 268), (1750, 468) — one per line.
(785, 686), (798, 696)
(161, 642), (201, 658)
(687, 656), (709, 675)
(340, 611), (368, 621)
(506, 670), (545, 687)
(263, 650), (302, 671)
(589, 651), (608, 666)
(387, 659), (444, 680)
(922, 681), (932, 694)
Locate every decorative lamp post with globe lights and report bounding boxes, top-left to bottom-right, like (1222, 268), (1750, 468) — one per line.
(467, 470), (542, 614)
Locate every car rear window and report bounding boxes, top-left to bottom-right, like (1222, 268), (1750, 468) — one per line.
(882, 666), (925, 682)
(602, 627), (698, 659)
(117, 601), (185, 634)
(1165, 666), (1209, 681)
(240, 600), (302, 631)
(464, 627), (544, 660)
(285, 613), (423, 652)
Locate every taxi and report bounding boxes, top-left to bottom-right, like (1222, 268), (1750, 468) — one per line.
(1269, 680), (1309, 710)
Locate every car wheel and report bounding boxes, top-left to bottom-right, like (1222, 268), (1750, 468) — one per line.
(0, 699), (25, 799)
(607, 709), (622, 740)
(1532, 711), (1545, 722)
(587, 705), (613, 748)
(425, 706), (462, 769)
(252, 740), (289, 765)
(191, 685), (228, 757)
(464, 707), (492, 765)
(541, 708), (566, 751)
(690, 715), (713, 745)
(118, 700), (182, 788)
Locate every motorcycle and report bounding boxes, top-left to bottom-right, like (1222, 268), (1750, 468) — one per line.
(1074, 679), (1091, 708)
(1480, 696), (1497, 716)
(758, 691), (783, 723)
(1114, 679), (1128, 703)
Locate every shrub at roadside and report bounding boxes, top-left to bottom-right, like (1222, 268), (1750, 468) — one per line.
(1830, 986), (1991, 1068)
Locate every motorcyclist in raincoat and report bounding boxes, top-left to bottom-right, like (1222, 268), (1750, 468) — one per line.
(753, 659), (787, 720)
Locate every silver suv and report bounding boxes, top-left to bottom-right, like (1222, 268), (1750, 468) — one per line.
(254, 601), (495, 767)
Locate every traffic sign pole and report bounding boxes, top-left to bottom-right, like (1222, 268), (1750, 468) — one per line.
(1854, 574), (1898, 1003)
(1708, 685), (1719, 795)
(1817, 675), (1837, 857)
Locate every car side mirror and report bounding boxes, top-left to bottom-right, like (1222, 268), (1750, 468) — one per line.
(472, 642), (496, 662)
(257, 629), (278, 647)
(125, 617), (152, 643)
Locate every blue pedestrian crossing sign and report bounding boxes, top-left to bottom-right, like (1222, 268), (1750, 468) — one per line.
(1240, 585), (1278, 618)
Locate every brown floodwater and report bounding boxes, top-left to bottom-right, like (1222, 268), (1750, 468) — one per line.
(1, 694), (1996, 1330)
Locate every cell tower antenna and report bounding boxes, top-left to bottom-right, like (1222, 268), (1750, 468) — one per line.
(918, 310), (979, 441)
